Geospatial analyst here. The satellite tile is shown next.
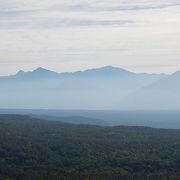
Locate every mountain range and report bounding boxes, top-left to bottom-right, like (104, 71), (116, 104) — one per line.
(0, 66), (179, 110)
(122, 71), (180, 109)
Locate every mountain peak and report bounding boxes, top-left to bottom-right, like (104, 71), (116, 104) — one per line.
(13, 67), (59, 79)
(92, 66), (132, 74)
(31, 67), (59, 75)
(16, 70), (25, 75)
(100, 65), (129, 72)
(74, 65), (134, 78)
(101, 65), (115, 69)
(33, 67), (50, 73)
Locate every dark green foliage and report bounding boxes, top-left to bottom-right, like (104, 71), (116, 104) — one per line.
(1, 115), (180, 179)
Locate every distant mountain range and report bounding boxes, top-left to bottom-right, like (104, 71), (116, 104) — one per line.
(122, 71), (180, 110)
(0, 66), (179, 110)
(0, 66), (165, 80)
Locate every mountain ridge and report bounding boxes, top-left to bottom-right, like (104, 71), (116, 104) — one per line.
(0, 66), (169, 79)
(0, 65), (177, 110)
(121, 71), (180, 110)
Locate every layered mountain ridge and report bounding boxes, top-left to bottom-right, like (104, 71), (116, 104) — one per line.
(0, 66), (178, 110)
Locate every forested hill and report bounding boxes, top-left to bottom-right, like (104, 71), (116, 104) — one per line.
(1, 115), (180, 179)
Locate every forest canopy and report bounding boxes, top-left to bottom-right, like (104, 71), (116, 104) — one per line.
(0, 115), (180, 179)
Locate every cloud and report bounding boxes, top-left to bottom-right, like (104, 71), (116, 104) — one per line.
(35, 19), (133, 28)
(0, 17), (133, 29)
(2, 1), (180, 15)
(53, 1), (180, 12)
(0, 0), (180, 74)
(0, 0), (180, 29)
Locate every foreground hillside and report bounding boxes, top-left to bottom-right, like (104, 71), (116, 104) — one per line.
(1, 115), (180, 179)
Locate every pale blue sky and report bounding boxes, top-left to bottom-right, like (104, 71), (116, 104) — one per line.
(0, 0), (180, 75)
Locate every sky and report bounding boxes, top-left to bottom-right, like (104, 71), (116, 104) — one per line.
(0, 0), (180, 75)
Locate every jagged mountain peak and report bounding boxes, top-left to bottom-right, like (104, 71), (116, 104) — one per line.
(32, 67), (58, 74)
(12, 67), (60, 79)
